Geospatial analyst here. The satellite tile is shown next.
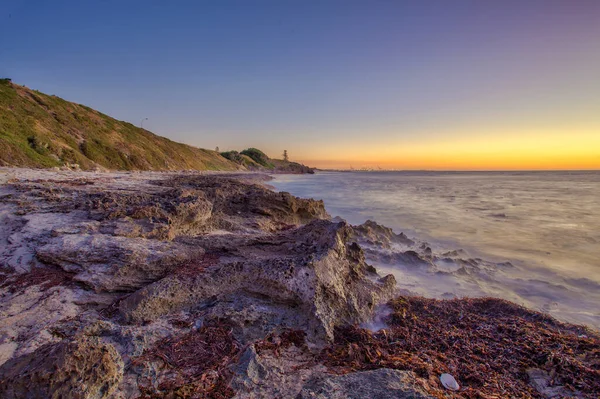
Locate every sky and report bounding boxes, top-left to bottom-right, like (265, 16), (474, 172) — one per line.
(1, 0), (599, 170)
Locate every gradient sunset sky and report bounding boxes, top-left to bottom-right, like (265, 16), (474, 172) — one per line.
(2, 1), (599, 170)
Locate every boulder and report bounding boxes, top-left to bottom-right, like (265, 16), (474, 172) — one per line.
(0, 337), (123, 399)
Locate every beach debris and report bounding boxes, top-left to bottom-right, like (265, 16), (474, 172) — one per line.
(440, 373), (460, 391)
(0, 265), (74, 293)
(133, 318), (241, 399)
(255, 329), (307, 356)
(321, 296), (600, 398)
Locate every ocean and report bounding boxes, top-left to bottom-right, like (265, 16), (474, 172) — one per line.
(271, 171), (600, 330)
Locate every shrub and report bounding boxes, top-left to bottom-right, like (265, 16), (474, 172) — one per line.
(220, 150), (243, 163)
(240, 148), (271, 167)
(27, 135), (50, 155)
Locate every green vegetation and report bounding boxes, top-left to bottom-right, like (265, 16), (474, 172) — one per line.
(240, 148), (274, 168)
(0, 80), (314, 173)
(222, 148), (314, 174)
(220, 150), (262, 169)
(220, 150), (244, 163)
(0, 81), (239, 171)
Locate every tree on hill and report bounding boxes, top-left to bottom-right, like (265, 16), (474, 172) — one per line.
(283, 150), (289, 162)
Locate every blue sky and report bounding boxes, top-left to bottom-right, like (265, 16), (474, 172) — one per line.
(2, 1), (599, 168)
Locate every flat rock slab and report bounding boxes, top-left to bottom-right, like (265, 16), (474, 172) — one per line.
(36, 233), (203, 292)
(297, 368), (434, 399)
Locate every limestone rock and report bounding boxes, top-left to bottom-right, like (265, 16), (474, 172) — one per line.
(0, 336), (124, 399)
(120, 220), (396, 342)
(297, 368), (434, 399)
(36, 233), (203, 292)
(231, 345), (327, 399)
(527, 368), (580, 398)
(352, 220), (414, 248)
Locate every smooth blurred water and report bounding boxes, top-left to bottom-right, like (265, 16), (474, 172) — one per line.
(271, 171), (600, 329)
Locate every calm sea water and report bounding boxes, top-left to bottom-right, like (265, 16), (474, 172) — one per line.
(271, 171), (600, 329)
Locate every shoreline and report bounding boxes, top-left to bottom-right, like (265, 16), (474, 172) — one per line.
(271, 171), (600, 331)
(0, 168), (598, 398)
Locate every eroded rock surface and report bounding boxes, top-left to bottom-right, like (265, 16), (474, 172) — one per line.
(0, 169), (405, 398)
(36, 234), (203, 292)
(297, 369), (433, 399)
(119, 220), (396, 342)
(0, 336), (123, 399)
(1, 169), (598, 398)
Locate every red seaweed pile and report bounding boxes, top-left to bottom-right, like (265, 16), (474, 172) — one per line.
(0, 265), (74, 293)
(134, 319), (242, 399)
(255, 328), (307, 356)
(321, 296), (600, 398)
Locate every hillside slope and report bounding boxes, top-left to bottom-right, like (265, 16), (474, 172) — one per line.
(221, 148), (315, 174)
(0, 79), (239, 171)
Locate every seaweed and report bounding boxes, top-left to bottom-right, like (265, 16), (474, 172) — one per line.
(255, 329), (307, 356)
(321, 296), (600, 398)
(133, 319), (242, 399)
(0, 265), (74, 293)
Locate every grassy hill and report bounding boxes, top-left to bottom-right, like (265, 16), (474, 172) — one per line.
(0, 79), (240, 171)
(221, 148), (314, 174)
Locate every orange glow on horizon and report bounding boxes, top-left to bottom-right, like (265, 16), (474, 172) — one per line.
(295, 129), (600, 170)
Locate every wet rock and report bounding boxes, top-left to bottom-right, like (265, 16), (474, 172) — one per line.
(0, 336), (123, 399)
(400, 250), (430, 265)
(296, 368), (433, 399)
(353, 220), (414, 249)
(363, 247), (431, 267)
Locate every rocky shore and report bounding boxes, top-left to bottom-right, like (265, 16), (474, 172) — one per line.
(0, 169), (598, 398)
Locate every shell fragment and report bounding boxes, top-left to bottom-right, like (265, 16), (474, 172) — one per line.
(440, 373), (460, 391)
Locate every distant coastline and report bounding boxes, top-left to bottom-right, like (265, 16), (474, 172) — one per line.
(317, 168), (600, 173)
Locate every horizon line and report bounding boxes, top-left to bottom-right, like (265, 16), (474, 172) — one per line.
(314, 168), (600, 173)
